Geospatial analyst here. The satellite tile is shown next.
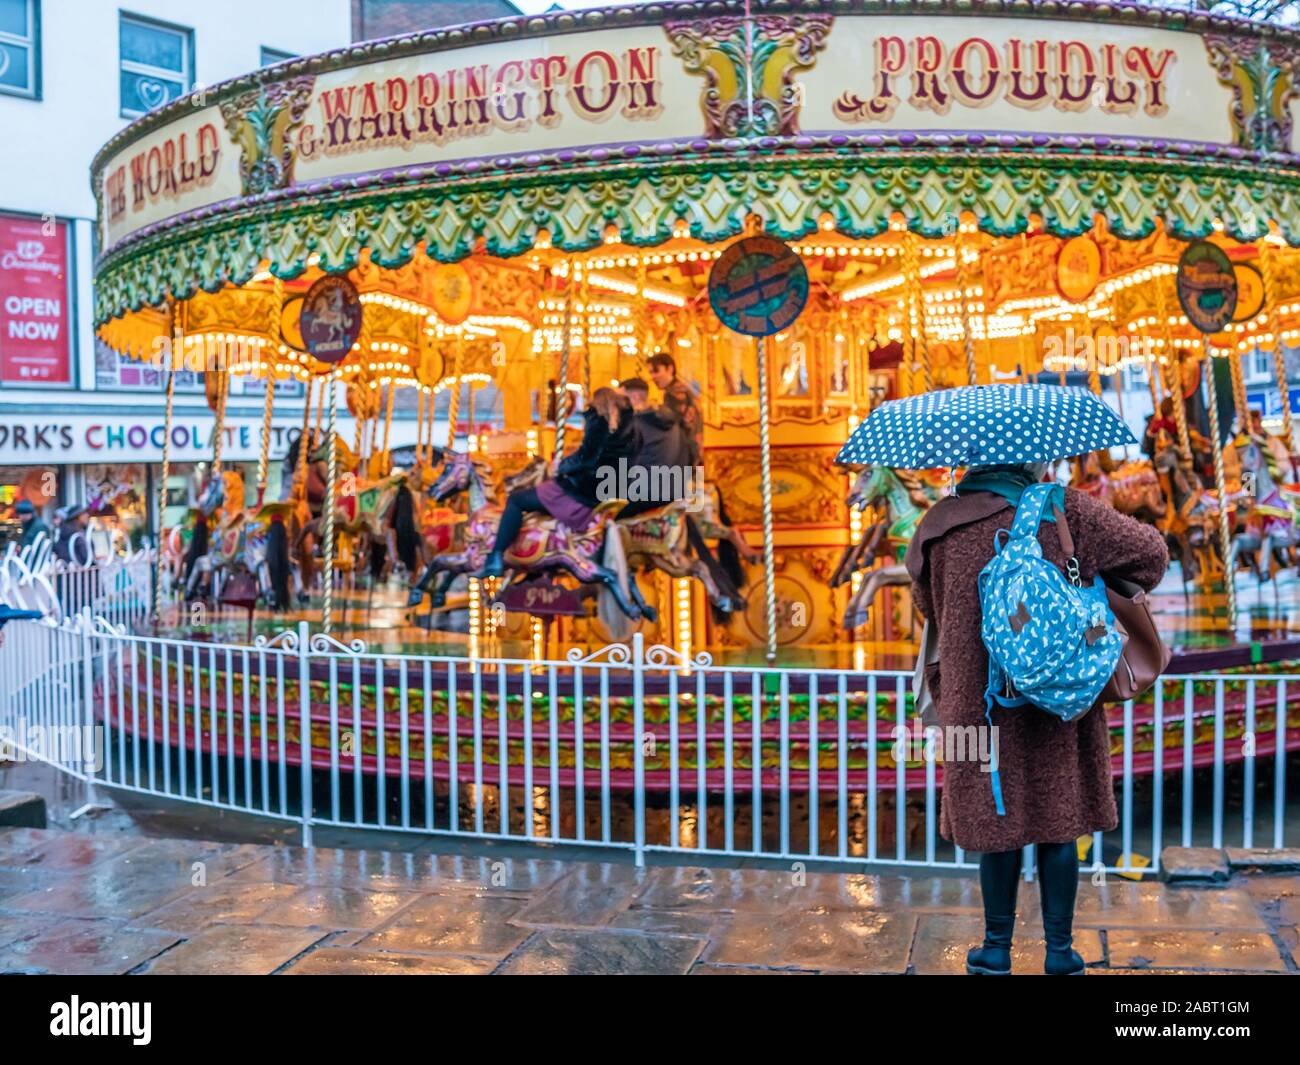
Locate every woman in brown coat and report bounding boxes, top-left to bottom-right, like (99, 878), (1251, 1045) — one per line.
(905, 462), (1168, 975)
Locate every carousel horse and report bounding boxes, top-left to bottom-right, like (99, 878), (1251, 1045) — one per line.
(1231, 434), (1300, 581)
(617, 500), (741, 617)
(831, 465), (940, 630)
(183, 471), (247, 600)
(1071, 451), (1167, 524)
(1151, 435), (1233, 585)
(407, 451), (647, 621)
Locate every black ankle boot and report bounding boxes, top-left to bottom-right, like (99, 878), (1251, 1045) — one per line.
(1042, 913), (1085, 975)
(475, 550), (506, 579)
(1037, 841), (1085, 975)
(965, 914), (1015, 974)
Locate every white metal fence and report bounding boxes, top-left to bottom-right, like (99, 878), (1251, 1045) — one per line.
(0, 539), (152, 628)
(1, 610), (1294, 875)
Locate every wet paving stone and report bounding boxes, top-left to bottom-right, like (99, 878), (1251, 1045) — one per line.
(283, 947), (495, 975)
(0, 913), (53, 951)
(706, 907), (915, 973)
(131, 880), (304, 934)
(798, 872), (983, 913)
(511, 864), (645, 928)
(139, 925), (327, 975)
(362, 893), (531, 957)
(1105, 930), (1288, 972)
(0, 861), (194, 919)
(0, 918), (179, 975)
(227, 846), (566, 896)
(911, 913), (1104, 975)
(1018, 881), (1267, 931)
(256, 885), (423, 930)
(0, 865), (57, 903)
(497, 929), (706, 975)
(630, 866), (799, 913)
(608, 908), (722, 938)
(691, 963), (814, 975)
(0, 832), (147, 872)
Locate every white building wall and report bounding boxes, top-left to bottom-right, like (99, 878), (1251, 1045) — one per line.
(0, 0), (351, 406)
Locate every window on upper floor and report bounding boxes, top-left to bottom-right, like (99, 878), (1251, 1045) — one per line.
(1250, 347), (1271, 381)
(0, 0), (39, 99)
(119, 12), (192, 119)
(260, 46), (293, 67)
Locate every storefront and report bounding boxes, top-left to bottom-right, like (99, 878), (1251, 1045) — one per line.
(0, 406), (424, 547)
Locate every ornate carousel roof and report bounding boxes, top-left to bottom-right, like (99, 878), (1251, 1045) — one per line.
(91, 0), (1300, 329)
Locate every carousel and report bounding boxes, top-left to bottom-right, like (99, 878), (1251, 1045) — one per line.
(87, 0), (1300, 797)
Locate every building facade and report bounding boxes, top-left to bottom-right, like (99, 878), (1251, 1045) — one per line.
(0, 0), (352, 544)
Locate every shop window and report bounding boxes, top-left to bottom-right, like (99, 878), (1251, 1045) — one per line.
(119, 12), (192, 118)
(260, 46), (293, 67)
(0, 0), (38, 99)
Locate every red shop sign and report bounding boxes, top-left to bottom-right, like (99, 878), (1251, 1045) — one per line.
(0, 215), (71, 386)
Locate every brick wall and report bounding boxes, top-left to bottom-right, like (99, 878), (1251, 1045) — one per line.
(352, 0), (526, 41)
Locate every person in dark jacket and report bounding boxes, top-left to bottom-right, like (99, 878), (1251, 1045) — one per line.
(51, 504), (89, 564)
(905, 462), (1168, 976)
(476, 387), (635, 577)
(647, 352), (703, 465)
(616, 376), (695, 519)
(16, 499), (49, 549)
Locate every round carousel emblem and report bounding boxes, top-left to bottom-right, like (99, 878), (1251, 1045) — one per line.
(1176, 241), (1238, 335)
(300, 275), (363, 363)
(708, 235), (808, 337)
(1231, 262), (1265, 323)
(430, 262), (474, 325)
(1056, 235), (1102, 302)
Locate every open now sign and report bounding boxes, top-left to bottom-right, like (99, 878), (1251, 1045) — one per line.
(0, 214), (70, 386)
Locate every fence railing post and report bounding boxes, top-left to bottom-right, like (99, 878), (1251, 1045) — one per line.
(632, 631), (645, 868)
(79, 609), (101, 805)
(298, 620), (313, 848)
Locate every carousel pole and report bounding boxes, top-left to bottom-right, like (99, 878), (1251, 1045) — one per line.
(756, 334), (778, 663)
(635, 258), (649, 376)
(211, 364), (228, 480)
(257, 276), (283, 506)
(297, 376), (314, 495)
(1260, 239), (1296, 452)
(1228, 348), (1250, 433)
(415, 386), (426, 464)
(956, 228), (979, 387)
(446, 335), (465, 450)
(554, 259), (575, 458)
(381, 378), (396, 470)
(321, 370), (339, 635)
(153, 299), (180, 626)
(256, 371), (275, 506)
(1202, 337), (1237, 628)
(902, 232), (934, 392)
(1154, 280), (1194, 469)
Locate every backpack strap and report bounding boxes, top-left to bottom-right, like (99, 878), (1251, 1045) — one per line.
(1010, 482), (1080, 578)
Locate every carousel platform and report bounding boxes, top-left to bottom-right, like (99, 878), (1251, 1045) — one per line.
(168, 565), (1300, 673)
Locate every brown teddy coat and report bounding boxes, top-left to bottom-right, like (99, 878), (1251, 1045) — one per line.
(905, 487), (1168, 853)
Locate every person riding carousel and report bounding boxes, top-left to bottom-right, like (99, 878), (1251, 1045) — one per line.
(475, 387), (636, 578)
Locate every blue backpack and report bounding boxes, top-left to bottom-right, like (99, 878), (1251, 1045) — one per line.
(977, 483), (1122, 816)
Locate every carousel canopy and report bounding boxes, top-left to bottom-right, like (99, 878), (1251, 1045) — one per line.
(92, 0), (1300, 334)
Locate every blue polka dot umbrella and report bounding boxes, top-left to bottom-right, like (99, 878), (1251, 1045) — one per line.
(835, 384), (1137, 469)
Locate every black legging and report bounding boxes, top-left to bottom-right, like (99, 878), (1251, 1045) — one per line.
(979, 841), (1079, 919)
(490, 487), (548, 555)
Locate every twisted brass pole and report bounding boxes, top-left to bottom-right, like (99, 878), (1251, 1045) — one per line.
(322, 370), (339, 635)
(756, 335), (777, 663)
(153, 299), (180, 626)
(1202, 337), (1236, 629)
(1260, 240), (1296, 450)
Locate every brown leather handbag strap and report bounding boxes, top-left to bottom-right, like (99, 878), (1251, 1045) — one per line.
(1051, 504), (1076, 559)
